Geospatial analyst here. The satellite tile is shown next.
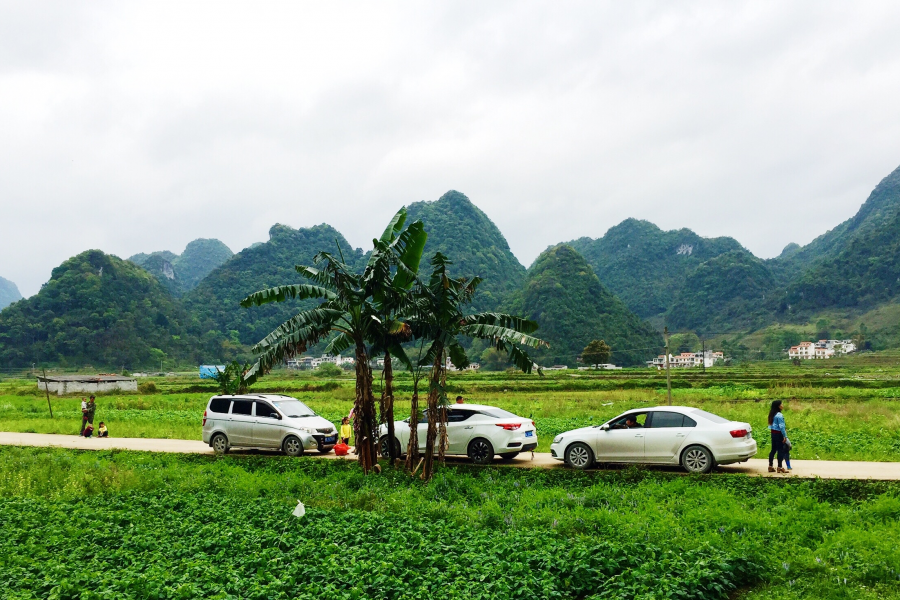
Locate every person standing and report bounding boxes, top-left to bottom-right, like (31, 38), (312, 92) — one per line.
(80, 397), (89, 435)
(455, 396), (465, 404)
(85, 395), (97, 429)
(767, 400), (788, 474)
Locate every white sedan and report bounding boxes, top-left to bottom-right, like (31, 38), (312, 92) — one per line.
(379, 404), (538, 464)
(550, 406), (757, 473)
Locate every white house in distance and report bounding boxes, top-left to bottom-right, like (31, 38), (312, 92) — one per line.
(286, 354), (356, 369)
(788, 339), (856, 360)
(647, 351), (724, 369)
(37, 374), (137, 396)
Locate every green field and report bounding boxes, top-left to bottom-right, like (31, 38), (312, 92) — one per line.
(3, 359), (900, 461)
(1, 446), (899, 599)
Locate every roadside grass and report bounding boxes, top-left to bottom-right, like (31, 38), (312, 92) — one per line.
(1, 446), (899, 599)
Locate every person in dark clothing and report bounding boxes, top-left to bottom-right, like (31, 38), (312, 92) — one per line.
(86, 395), (96, 427)
(767, 400), (788, 473)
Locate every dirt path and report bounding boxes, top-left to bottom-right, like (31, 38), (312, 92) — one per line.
(3, 431), (900, 480)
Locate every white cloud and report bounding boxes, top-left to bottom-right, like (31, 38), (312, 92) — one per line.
(2, 1), (900, 296)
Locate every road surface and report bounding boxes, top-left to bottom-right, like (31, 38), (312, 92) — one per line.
(2, 431), (900, 480)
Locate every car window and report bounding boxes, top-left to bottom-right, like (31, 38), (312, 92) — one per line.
(479, 408), (518, 419)
(609, 412), (647, 428)
(231, 400), (253, 416)
(683, 415), (697, 427)
(691, 409), (728, 424)
(271, 399), (316, 418)
(648, 411), (686, 428)
(416, 411), (429, 424)
(255, 402), (278, 418)
(209, 398), (231, 413)
(447, 409), (474, 423)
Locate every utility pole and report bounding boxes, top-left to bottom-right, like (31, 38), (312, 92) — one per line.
(41, 367), (53, 418)
(664, 327), (672, 406)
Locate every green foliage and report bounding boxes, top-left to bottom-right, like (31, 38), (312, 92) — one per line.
(666, 251), (776, 332)
(0, 250), (197, 368)
(479, 347), (508, 371)
(0, 275), (22, 310)
(129, 238), (234, 296)
(137, 381), (157, 394)
(405, 191), (526, 312)
(506, 245), (662, 366)
(313, 362), (342, 378)
(569, 219), (750, 319)
(582, 339), (611, 366)
(211, 360), (254, 394)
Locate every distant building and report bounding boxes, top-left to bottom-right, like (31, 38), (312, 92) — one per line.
(542, 365), (569, 371)
(287, 354), (355, 370)
(446, 357), (481, 371)
(647, 351), (724, 369)
(199, 365), (226, 379)
(578, 363), (622, 370)
(788, 339), (855, 360)
(37, 375), (137, 396)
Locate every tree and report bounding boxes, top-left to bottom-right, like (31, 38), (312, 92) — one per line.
(240, 211), (426, 474)
(404, 253), (547, 481)
(211, 361), (253, 395)
(581, 340), (611, 367)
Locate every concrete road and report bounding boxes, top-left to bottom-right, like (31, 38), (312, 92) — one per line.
(3, 431), (900, 480)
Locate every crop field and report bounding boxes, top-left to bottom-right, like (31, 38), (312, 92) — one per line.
(3, 357), (900, 461)
(1, 446), (899, 599)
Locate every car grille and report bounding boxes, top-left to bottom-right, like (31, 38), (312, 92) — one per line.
(317, 428), (335, 434)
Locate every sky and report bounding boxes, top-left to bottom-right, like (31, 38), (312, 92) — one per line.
(3, 2), (900, 298)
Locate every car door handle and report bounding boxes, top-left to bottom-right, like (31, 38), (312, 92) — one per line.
(634, 434), (643, 438)
(464, 426), (474, 429)
(676, 433), (686, 437)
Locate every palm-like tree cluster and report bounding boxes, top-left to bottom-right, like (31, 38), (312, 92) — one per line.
(240, 209), (546, 479)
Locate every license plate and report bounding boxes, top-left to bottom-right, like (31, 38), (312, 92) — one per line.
(323, 436), (336, 444)
(525, 431), (534, 438)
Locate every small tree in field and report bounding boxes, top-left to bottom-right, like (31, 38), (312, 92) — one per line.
(582, 340), (611, 367)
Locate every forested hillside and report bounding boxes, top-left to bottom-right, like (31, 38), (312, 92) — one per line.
(505, 244), (662, 366)
(0, 251), (195, 368)
(129, 238), (233, 296)
(182, 224), (366, 347)
(568, 219), (750, 320)
(406, 191), (525, 312)
(0, 276), (21, 310)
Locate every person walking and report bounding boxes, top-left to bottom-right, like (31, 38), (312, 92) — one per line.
(80, 397), (90, 435)
(767, 400), (788, 474)
(85, 395), (97, 429)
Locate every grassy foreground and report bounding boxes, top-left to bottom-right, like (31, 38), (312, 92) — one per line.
(3, 363), (900, 461)
(1, 446), (899, 599)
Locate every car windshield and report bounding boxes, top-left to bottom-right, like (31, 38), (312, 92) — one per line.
(691, 409), (728, 424)
(271, 399), (316, 418)
(479, 408), (519, 419)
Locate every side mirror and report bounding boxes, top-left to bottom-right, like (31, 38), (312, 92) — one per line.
(600, 424), (610, 431)
(271, 413), (281, 420)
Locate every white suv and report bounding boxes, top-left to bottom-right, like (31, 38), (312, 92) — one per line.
(202, 394), (337, 456)
(379, 404), (538, 464)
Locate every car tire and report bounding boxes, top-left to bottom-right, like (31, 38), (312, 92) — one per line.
(379, 436), (402, 459)
(211, 433), (229, 454)
(681, 445), (714, 474)
(565, 442), (594, 470)
(499, 452), (519, 461)
(318, 447), (332, 454)
(283, 435), (304, 457)
(467, 438), (495, 464)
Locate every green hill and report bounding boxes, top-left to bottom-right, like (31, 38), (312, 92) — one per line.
(568, 219), (751, 320)
(129, 238), (233, 296)
(0, 251), (194, 368)
(405, 191), (525, 312)
(0, 277), (22, 310)
(182, 224), (365, 346)
(505, 244), (663, 367)
(665, 251), (776, 333)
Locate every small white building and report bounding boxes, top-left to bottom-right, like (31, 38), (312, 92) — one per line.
(37, 375), (137, 396)
(789, 339), (855, 360)
(288, 354), (355, 369)
(578, 363), (622, 370)
(647, 351), (723, 369)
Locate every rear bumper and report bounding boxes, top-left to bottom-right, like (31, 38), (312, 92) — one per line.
(714, 439), (758, 464)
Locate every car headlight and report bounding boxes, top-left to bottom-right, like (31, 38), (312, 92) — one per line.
(553, 435), (563, 444)
(296, 427), (315, 434)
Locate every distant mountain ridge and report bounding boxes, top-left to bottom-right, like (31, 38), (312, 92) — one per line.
(129, 238), (233, 296)
(0, 276), (22, 310)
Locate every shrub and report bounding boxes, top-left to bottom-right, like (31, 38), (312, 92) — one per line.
(137, 382), (157, 394)
(313, 363), (342, 378)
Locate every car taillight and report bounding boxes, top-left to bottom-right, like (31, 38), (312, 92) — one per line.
(729, 429), (748, 438)
(531, 421), (536, 428)
(203, 410), (207, 426)
(496, 423), (521, 430)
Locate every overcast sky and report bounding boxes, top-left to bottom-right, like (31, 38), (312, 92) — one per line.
(3, 2), (900, 297)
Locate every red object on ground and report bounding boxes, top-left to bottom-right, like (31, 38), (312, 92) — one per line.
(334, 443), (350, 456)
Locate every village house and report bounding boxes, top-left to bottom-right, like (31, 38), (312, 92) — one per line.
(286, 354), (355, 370)
(788, 339), (856, 360)
(647, 351), (724, 369)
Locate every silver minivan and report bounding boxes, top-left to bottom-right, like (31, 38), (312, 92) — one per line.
(202, 394), (338, 456)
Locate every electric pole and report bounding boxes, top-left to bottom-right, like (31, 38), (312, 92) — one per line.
(664, 327), (672, 406)
(41, 367), (53, 418)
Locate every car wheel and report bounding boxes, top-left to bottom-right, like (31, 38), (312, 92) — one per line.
(467, 438), (495, 464)
(379, 436), (402, 459)
(681, 445), (714, 474)
(211, 433), (229, 454)
(565, 442), (594, 470)
(499, 452), (519, 461)
(317, 446), (332, 454)
(283, 435), (304, 457)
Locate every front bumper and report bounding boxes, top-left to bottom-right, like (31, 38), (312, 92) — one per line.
(549, 442), (565, 461)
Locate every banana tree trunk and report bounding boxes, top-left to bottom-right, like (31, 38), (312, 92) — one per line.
(405, 382), (420, 473)
(353, 341), (378, 473)
(437, 350), (448, 464)
(421, 345), (443, 481)
(382, 351), (399, 465)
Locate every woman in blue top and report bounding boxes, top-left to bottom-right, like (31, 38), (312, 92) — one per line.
(767, 400), (788, 473)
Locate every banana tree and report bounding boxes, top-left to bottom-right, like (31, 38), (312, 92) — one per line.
(240, 210), (426, 473)
(405, 253), (548, 481)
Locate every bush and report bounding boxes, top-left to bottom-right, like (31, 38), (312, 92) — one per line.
(137, 382), (157, 394)
(313, 363), (342, 378)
